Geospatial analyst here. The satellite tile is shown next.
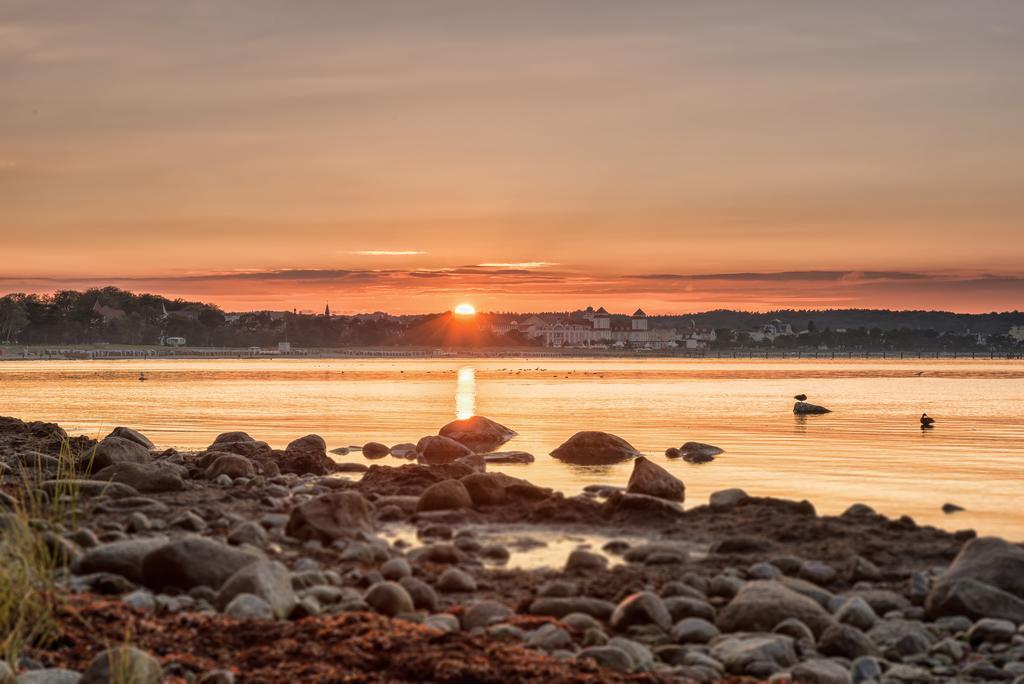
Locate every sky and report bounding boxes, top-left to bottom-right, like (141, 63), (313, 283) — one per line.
(2, 1), (1023, 314)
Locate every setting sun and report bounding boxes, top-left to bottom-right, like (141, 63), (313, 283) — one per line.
(454, 303), (476, 316)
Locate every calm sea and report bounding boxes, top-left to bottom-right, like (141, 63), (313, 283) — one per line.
(1, 358), (1022, 538)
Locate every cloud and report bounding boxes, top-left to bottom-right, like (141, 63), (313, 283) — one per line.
(632, 271), (934, 282)
(475, 262), (559, 269)
(349, 250), (425, 256)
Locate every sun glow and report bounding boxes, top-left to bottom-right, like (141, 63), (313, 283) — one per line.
(454, 303), (476, 316)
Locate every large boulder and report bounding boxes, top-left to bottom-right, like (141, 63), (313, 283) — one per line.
(716, 581), (835, 638)
(794, 402), (831, 415)
(416, 479), (473, 512)
(91, 462), (185, 493)
(278, 434), (333, 475)
(438, 415), (517, 453)
(550, 431), (641, 465)
(626, 456), (684, 502)
(73, 536), (169, 584)
(285, 490), (375, 543)
(926, 536), (1024, 622)
(207, 432), (272, 459)
(140, 536), (262, 591)
(107, 427), (155, 450)
(216, 560), (296, 619)
(416, 436), (474, 465)
(460, 472), (551, 507)
(89, 436), (152, 471)
(204, 454), (255, 480)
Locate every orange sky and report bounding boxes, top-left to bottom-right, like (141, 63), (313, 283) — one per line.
(2, 1), (1023, 313)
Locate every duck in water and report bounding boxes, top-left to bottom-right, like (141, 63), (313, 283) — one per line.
(920, 413), (935, 428)
(139, 372), (147, 382)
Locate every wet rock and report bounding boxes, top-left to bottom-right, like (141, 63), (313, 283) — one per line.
(577, 646), (635, 673)
(362, 442), (390, 459)
(438, 415), (517, 453)
(460, 472), (507, 506)
(437, 567), (476, 593)
(711, 633), (798, 676)
(399, 576), (439, 611)
(363, 581), (414, 616)
(681, 442), (724, 460)
(790, 658), (852, 684)
(204, 454), (254, 480)
(279, 434), (333, 475)
(380, 557), (411, 581)
(224, 593), (274, 620)
(664, 447), (681, 459)
(609, 591), (672, 631)
(217, 560), (296, 619)
(73, 536), (170, 584)
(285, 491), (375, 543)
(416, 479), (473, 512)
(565, 549), (607, 572)
(107, 427), (154, 450)
(926, 536), (1024, 622)
(90, 436), (151, 471)
(671, 617), (720, 644)
(462, 600), (514, 630)
(79, 646), (161, 684)
(794, 401), (832, 415)
(717, 580), (836, 638)
(625, 456), (684, 502)
(709, 488), (749, 510)
(415, 436), (473, 465)
(483, 451), (535, 464)
(603, 491), (683, 519)
(140, 535), (262, 591)
(941, 502), (964, 514)
(549, 431), (641, 465)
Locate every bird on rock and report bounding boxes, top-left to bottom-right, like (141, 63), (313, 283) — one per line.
(794, 394), (807, 401)
(920, 413), (935, 428)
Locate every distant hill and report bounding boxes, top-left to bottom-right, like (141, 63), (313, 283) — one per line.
(652, 309), (1024, 334)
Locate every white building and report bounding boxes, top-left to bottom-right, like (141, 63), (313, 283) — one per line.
(748, 319), (795, 343)
(1009, 326), (1024, 342)
(493, 307), (680, 349)
(164, 336), (186, 347)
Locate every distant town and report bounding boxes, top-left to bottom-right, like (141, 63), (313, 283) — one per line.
(1, 287), (1023, 358)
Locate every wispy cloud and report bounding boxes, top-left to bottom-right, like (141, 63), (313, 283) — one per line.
(349, 250), (425, 256)
(475, 262), (559, 269)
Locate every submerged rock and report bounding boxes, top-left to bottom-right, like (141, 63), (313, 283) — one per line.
(416, 436), (474, 465)
(680, 442), (724, 460)
(362, 442), (390, 459)
(482, 451), (535, 464)
(550, 431), (641, 465)
(794, 401), (832, 415)
(625, 456), (684, 502)
(438, 415), (517, 453)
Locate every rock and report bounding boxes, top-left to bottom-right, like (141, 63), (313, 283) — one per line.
(140, 536), (262, 591)
(603, 491), (683, 518)
(565, 549), (608, 572)
(550, 431), (641, 465)
(285, 491), (375, 543)
(423, 613), (460, 633)
(387, 443), (417, 459)
(415, 435), (474, 465)
(671, 617), (719, 644)
(851, 655), (883, 684)
(122, 589), (156, 612)
(91, 461), (184, 493)
(680, 442), (724, 460)
(79, 646), (161, 684)
(228, 521), (269, 547)
(90, 436), (151, 471)
(710, 633), (798, 675)
(41, 479), (138, 499)
(437, 567), (476, 593)
(380, 557), (411, 581)
(577, 646), (635, 673)
(482, 451), (535, 464)
(800, 560), (838, 586)
(15, 669), (83, 684)
(416, 479), (473, 512)
(966, 617), (1016, 644)
(204, 454), (254, 480)
(709, 488), (749, 510)
(625, 456), (684, 502)
(360, 442), (390, 459)
(664, 447), (681, 458)
(716, 581), (835, 638)
(460, 472), (507, 506)
(527, 623), (573, 651)
(818, 624), (879, 659)
(216, 560), (296, 619)
(364, 581), (415, 616)
(104, 427), (153, 450)
(609, 592), (672, 631)
(438, 415), (517, 453)
(224, 593), (275, 620)
(530, 597), (616, 620)
(606, 638), (653, 672)
(790, 658), (852, 684)
(941, 502), (964, 514)
(279, 434), (333, 475)
(835, 596), (878, 631)
(462, 600), (514, 630)
(664, 597), (715, 622)
(878, 664), (933, 683)
(773, 617), (815, 643)
(794, 401), (832, 415)
(712, 535), (774, 555)
(73, 537), (169, 584)
(926, 536), (1024, 622)
(399, 577), (439, 611)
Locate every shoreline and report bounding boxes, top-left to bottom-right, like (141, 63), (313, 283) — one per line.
(1, 416), (1022, 681)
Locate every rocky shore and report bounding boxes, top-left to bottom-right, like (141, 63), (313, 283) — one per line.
(1, 415), (1022, 683)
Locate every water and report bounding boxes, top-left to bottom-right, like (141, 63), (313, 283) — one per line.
(1, 358), (1022, 538)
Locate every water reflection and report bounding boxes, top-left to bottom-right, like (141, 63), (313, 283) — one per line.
(455, 366), (476, 419)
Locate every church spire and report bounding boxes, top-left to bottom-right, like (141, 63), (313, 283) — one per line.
(324, 302), (331, 317)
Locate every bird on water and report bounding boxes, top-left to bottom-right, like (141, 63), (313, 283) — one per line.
(794, 394), (807, 401)
(920, 413), (935, 428)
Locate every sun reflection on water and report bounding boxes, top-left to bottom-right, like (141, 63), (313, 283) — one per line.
(455, 366), (476, 419)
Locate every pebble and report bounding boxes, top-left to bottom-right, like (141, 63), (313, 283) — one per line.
(835, 595), (879, 631)
(609, 591), (671, 631)
(363, 581), (414, 616)
(670, 617), (719, 644)
(224, 593), (275, 620)
(380, 557), (412, 581)
(437, 567), (477, 593)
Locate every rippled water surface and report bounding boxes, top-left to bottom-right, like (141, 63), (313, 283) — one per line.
(1, 358), (1022, 538)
